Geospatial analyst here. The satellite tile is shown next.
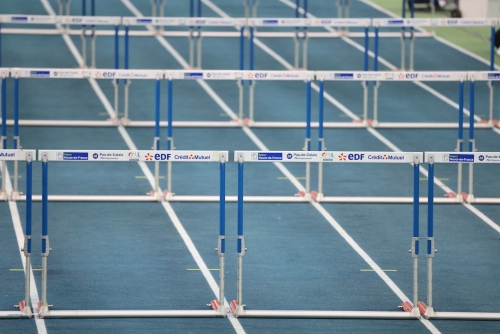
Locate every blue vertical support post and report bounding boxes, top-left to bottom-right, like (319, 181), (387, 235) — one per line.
(304, 77), (312, 197)
(410, 153), (420, 314)
(89, 0), (97, 68)
(123, 25), (131, 124)
(81, 0), (87, 67)
(166, 77), (174, 199)
(1, 76), (6, 149)
(112, 24), (119, 125)
(153, 78), (161, 197)
(196, 0), (203, 68)
(0, 23), (2, 68)
(317, 77), (325, 199)
(468, 78), (476, 201)
(362, 26), (369, 124)
(489, 25), (495, 125)
(233, 152), (246, 315)
(40, 151), (50, 316)
(401, 0), (406, 70)
(409, 0), (415, 70)
(21, 151), (34, 316)
(213, 152), (227, 314)
(238, 27), (245, 120)
(248, 26), (255, 123)
(373, 26), (380, 124)
(13, 76), (20, 193)
(426, 153), (436, 316)
(456, 79), (464, 199)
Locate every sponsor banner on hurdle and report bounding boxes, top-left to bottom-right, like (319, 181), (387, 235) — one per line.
(13, 68), (84, 79)
(319, 71), (465, 81)
(168, 70), (313, 80)
(13, 69), (163, 79)
(83, 69), (163, 80)
(62, 16), (121, 25)
(373, 18), (432, 27)
(123, 16), (244, 27)
(0, 149), (35, 161)
(432, 18), (497, 27)
(249, 18), (370, 27)
(235, 151), (422, 163)
(0, 15), (58, 24)
(38, 150), (227, 162)
(425, 152), (500, 163)
(469, 71), (500, 81)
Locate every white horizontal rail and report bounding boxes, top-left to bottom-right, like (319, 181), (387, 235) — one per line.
(425, 152), (500, 163)
(38, 150), (227, 162)
(235, 151), (422, 163)
(0, 149), (35, 161)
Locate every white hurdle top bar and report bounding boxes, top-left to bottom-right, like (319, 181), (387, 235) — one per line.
(319, 71), (466, 81)
(38, 150), (228, 162)
(11, 68), (163, 79)
(425, 152), (500, 163)
(168, 70), (313, 80)
(249, 18), (370, 27)
(0, 15), (120, 25)
(373, 18), (498, 27)
(0, 149), (35, 160)
(235, 151), (423, 163)
(124, 17), (245, 27)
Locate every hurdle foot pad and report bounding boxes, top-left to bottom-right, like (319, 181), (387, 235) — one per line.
(417, 301), (428, 316)
(400, 301), (413, 313)
(230, 300), (239, 314)
(310, 190), (319, 201)
(296, 191), (306, 197)
(461, 192), (469, 202)
(16, 300), (26, 311)
(445, 192), (457, 198)
(210, 300), (220, 311)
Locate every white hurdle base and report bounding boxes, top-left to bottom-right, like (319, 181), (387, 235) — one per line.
(235, 310), (420, 319)
(40, 309), (224, 319)
(10, 195), (465, 204)
(0, 311), (32, 319)
(426, 312), (500, 320)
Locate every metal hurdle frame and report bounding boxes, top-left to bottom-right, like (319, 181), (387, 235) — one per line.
(463, 72), (500, 203)
(419, 152), (500, 320)
(230, 150), (423, 319)
(0, 15), (121, 69)
(372, 18), (498, 72)
(37, 149), (228, 318)
(162, 69), (313, 201)
(0, 149), (34, 318)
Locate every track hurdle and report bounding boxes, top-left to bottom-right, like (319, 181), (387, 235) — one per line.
(230, 150), (423, 319)
(372, 18), (498, 72)
(317, 70), (482, 129)
(463, 72), (500, 203)
(0, 15), (121, 69)
(419, 152), (500, 320)
(247, 18), (370, 71)
(0, 149), (34, 318)
(37, 149), (228, 318)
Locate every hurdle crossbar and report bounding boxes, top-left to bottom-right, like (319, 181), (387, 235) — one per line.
(37, 149), (228, 318)
(419, 152), (500, 320)
(230, 150), (422, 319)
(0, 149), (35, 319)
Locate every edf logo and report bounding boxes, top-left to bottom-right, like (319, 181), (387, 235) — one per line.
(154, 153), (171, 161)
(348, 153), (364, 160)
(406, 73), (418, 79)
(102, 72), (115, 78)
(254, 73), (268, 79)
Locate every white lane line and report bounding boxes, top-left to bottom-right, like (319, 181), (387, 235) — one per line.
(359, 0), (500, 71)
(38, 0), (245, 331)
(159, 1), (439, 331)
(0, 164), (47, 334)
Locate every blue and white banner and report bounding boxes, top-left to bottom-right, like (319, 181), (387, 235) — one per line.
(469, 72), (500, 81)
(0, 15), (58, 24)
(169, 70), (312, 81)
(124, 17), (243, 27)
(319, 71), (465, 81)
(62, 16), (120, 25)
(374, 18), (497, 27)
(39, 150), (228, 162)
(235, 151), (423, 163)
(425, 152), (500, 163)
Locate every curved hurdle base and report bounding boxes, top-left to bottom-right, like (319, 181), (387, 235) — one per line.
(0, 301), (32, 319)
